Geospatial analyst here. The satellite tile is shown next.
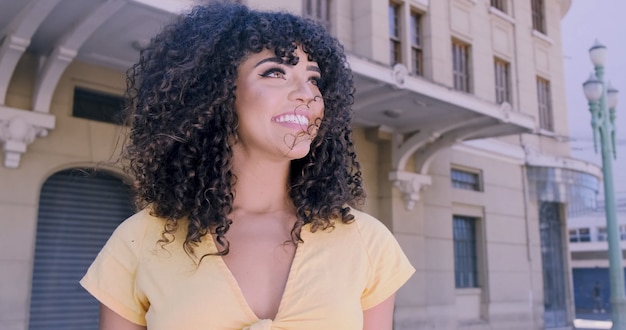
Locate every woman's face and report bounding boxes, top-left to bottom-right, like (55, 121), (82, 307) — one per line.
(233, 47), (324, 161)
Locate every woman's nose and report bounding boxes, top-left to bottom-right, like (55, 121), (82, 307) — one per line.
(290, 79), (317, 104)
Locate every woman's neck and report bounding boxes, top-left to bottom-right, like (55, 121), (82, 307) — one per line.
(230, 151), (294, 214)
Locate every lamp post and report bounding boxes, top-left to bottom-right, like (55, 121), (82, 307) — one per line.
(582, 40), (625, 329)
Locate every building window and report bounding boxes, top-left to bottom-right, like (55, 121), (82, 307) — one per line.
(451, 168), (481, 191)
(453, 216), (479, 288)
(303, 0), (331, 29)
(494, 58), (511, 104)
(620, 225), (626, 241)
(597, 227), (608, 241)
(389, 2), (402, 65)
(452, 39), (471, 92)
(531, 0), (546, 34)
(410, 11), (423, 76)
(72, 88), (125, 125)
(568, 228), (591, 242)
(537, 77), (553, 130)
(490, 0), (507, 13)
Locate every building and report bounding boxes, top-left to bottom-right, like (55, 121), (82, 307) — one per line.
(0, 0), (601, 329)
(568, 194), (626, 313)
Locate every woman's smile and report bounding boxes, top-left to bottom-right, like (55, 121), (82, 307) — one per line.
(271, 105), (312, 130)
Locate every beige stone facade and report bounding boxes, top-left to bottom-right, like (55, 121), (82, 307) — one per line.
(0, 0), (602, 329)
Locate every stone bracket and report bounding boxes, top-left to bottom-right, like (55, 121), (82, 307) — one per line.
(33, 0), (125, 113)
(389, 170), (432, 210)
(0, 106), (55, 168)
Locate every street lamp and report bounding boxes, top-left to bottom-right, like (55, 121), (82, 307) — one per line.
(582, 40), (625, 329)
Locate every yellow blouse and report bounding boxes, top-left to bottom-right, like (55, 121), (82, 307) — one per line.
(80, 208), (415, 330)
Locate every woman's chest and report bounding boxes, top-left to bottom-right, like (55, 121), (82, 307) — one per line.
(138, 228), (370, 329)
(220, 237), (297, 320)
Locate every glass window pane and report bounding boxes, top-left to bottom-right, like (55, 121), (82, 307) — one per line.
(453, 216), (479, 288)
(452, 41), (471, 92)
(451, 168), (481, 191)
(531, 0), (546, 33)
(491, 0), (507, 13)
(494, 58), (510, 104)
(537, 77), (553, 130)
(410, 12), (422, 75)
(389, 3), (401, 65)
(303, 0), (331, 29)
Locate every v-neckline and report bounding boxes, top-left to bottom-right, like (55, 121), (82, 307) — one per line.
(209, 227), (308, 322)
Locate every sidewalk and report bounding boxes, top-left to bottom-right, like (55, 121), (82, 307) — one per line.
(574, 313), (612, 330)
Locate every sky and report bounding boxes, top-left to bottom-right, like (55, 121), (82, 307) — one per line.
(561, 0), (626, 201)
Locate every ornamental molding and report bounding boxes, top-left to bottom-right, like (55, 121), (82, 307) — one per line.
(391, 63), (409, 89)
(0, 106), (55, 168)
(499, 102), (512, 123)
(388, 170), (432, 210)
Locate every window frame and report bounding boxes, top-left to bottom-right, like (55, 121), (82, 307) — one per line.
(303, 0), (331, 29)
(389, 2), (402, 65)
(494, 57), (511, 104)
(409, 10), (423, 76)
(597, 227), (608, 242)
(568, 227), (591, 242)
(453, 215), (480, 289)
(72, 87), (125, 125)
(490, 0), (507, 14)
(451, 167), (482, 192)
(452, 39), (472, 93)
(536, 76), (553, 131)
(531, 0), (546, 34)
(387, 3), (428, 75)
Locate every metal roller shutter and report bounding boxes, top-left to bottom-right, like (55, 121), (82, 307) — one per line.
(28, 169), (134, 330)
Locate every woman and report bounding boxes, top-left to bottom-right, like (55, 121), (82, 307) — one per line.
(81, 2), (414, 329)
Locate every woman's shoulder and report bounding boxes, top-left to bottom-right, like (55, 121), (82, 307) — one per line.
(110, 208), (168, 244)
(326, 207), (397, 246)
(348, 208), (392, 235)
(117, 208), (162, 230)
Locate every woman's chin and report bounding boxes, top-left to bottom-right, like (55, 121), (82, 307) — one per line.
(283, 145), (312, 160)
(282, 138), (314, 159)
(280, 132), (316, 158)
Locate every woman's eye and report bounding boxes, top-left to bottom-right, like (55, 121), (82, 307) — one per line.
(310, 77), (321, 86)
(260, 68), (286, 79)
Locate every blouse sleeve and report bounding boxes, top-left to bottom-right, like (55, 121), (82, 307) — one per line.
(80, 211), (150, 326)
(357, 212), (415, 310)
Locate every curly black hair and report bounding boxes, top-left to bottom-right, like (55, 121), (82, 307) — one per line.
(122, 2), (365, 258)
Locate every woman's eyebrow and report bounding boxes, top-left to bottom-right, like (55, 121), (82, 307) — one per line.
(254, 57), (321, 74)
(254, 57), (283, 67)
(307, 65), (321, 74)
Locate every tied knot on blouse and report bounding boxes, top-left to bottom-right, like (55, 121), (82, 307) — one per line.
(242, 319), (273, 330)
